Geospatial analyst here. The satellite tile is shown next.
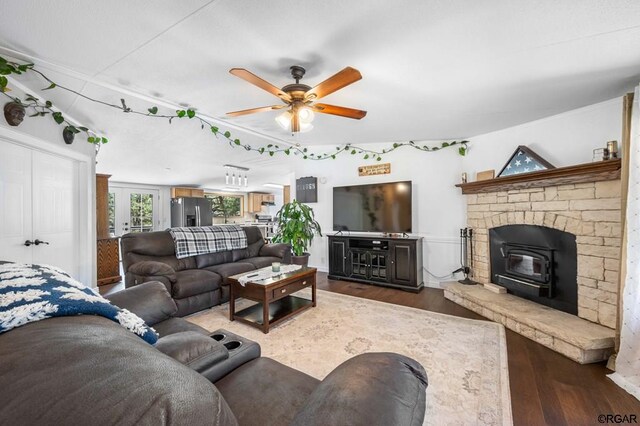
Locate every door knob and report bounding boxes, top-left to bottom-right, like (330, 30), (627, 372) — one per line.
(34, 239), (49, 245)
(24, 240), (34, 246)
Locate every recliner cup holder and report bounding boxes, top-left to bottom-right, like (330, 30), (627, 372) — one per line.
(211, 333), (226, 342)
(224, 341), (242, 350)
(202, 329), (260, 382)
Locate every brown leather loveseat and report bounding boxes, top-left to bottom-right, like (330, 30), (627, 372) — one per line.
(121, 226), (291, 316)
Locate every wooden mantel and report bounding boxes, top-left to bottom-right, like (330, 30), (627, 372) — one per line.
(456, 159), (621, 194)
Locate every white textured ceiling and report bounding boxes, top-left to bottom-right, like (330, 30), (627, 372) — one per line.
(1, 0), (639, 185)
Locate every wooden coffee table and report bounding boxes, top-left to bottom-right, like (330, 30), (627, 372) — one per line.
(228, 266), (317, 334)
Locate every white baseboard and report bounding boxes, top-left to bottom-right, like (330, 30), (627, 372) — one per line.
(309, 264), (329, 273)
(425, 280), (442, 289)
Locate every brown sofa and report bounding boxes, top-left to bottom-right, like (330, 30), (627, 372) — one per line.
(0, 281), (429, 426)
(121, 226), (291, 316)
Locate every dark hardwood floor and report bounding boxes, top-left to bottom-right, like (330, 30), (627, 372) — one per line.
(100, 273), (640, 425)
(316, 273), (640, 426)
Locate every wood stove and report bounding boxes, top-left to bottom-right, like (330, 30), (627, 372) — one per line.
(498, 243), (553, 296)
(489, 224), (577, 315)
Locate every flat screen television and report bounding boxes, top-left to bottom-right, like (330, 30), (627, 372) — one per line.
(333, 181), (412, 233)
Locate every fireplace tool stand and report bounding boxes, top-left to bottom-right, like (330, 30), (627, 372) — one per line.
(453, 227), (478, 285)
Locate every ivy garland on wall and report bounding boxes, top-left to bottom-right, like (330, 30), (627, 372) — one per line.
(0, 55), (469, 160)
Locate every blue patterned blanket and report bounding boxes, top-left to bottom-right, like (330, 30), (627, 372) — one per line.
(0, 263), (158, 344)
(168, 225), (248, 259)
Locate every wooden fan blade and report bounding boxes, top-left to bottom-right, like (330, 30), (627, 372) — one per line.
(229, 68), (292, 102)
(311, 103), (367, 119)
(226, 105), (286, 117)
(304, 67), (362, 101)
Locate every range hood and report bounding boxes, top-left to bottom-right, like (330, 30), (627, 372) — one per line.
(261, 200), (275, 206)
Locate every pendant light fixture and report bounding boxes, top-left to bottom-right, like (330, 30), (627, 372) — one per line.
(223, 164), (250, 188)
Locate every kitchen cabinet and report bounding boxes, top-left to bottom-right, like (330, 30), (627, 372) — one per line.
(171, 187), (205, 198)
(96, 173), (121, 286)
(248, 192), (276, 212)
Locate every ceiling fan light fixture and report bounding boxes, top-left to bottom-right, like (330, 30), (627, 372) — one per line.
(298, 107), (315, 124)
(275, 110), (314, 133)
(275, 110), (292, 130)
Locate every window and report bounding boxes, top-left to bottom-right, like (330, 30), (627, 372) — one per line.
(108, 192), (116, 235)
(205, 194), (244, 222)
(129, 193), (154, 233)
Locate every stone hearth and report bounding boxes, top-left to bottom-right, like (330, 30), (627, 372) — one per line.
(443, 282), (615, 363)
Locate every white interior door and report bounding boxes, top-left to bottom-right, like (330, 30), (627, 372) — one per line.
(31, 150), (79, 277)
(0, 141), (33, 264)
(109, 187), (159, 236)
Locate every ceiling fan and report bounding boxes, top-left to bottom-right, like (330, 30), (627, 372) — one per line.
(226, 65), (366, 133)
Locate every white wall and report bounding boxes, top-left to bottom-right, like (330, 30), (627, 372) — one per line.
(290, 144), (465, 284)
(463, 97), (623, 175)
(0, 96), (97, 286)
(292, 97), (623, 286)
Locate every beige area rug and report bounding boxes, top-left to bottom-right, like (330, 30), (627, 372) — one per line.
(187, 289), (513, 425)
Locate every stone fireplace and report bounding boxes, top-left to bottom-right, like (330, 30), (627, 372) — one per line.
(443, 160), (622, 363)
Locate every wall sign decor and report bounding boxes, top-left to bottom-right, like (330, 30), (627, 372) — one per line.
(296, 177), (318, 203)
(358, 163), (391, 176)
(497, 145), (554, 177)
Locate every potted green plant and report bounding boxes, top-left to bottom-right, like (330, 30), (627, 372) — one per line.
(272, 199), (322, 266)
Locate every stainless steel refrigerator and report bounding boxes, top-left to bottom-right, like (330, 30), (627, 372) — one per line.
(170, 197), (213, 227)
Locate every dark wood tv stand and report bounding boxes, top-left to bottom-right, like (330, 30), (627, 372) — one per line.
(327, 234), (424, 292)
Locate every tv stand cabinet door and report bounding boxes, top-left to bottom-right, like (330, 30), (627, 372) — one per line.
(390, 241), (417, 287)
(329, 238), (348, 277)
(368, 251), (390, 283)
(348, 249), (370, 280)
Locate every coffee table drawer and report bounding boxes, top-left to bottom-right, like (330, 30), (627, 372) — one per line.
(272, 277), (312, 300)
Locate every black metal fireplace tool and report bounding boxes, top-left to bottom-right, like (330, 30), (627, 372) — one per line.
(452, 227), (478, 285)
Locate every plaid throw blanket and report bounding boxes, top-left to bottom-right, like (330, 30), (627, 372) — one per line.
(0, 263), (158, 344)
(168, 225), (248, 259)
